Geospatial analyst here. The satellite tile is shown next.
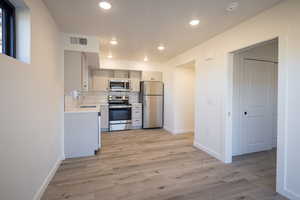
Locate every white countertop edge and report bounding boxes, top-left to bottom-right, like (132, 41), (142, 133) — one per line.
(65, 110), (100, 114)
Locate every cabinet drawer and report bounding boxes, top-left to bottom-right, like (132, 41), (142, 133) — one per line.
(132, 119), (142, 126)
(132, 107), (142, 111)
(132, 110), (142, 115)
(132, 111), (142, 117)
(132, 104), (142, 108)
(132, 116), (142, 120)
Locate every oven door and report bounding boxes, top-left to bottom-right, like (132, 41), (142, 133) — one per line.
(109, 106), (132, 123)
(109, 106), (132, 131)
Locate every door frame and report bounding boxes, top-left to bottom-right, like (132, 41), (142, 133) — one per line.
(233, 47), (278, 156)
(225, 37), (287, 194)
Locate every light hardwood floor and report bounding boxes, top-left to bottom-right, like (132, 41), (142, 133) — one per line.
(42, 129), (287, 200)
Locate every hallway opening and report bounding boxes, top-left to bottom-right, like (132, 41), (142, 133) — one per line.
(231, 38), (279, 192)
(173, 61), (196, 135)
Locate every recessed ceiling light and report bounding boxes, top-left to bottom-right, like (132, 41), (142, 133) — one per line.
(107, 54), (113, 59)
(110, 39), (118, 45)
(144, 56), (149, 62)
(157, 45), (165, 51)
(99, 1), (112, 10)
(189, 19), (200, 26)
(226, 2), (239, 12)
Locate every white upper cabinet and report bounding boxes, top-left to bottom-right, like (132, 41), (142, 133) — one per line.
(81, 53), (89, 91)
(142, 71), (163, 81)
(85, 52), (100, 69)
(64, 51), (83, 94)
(130, 71), (141, 79)
(93, 77), (109, 91)
(131, 79), (140, 92)
(130, 71), (141, 92)
(91, 69), (113, 91)
(114, 70), (129, 79)
(91, 69), (162, 91)
(64, 50), (99, 94)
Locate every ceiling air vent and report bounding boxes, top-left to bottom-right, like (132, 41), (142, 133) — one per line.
(70, 37), (88, 46)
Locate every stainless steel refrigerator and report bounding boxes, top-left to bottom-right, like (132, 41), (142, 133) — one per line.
(140, 81), (164, 128)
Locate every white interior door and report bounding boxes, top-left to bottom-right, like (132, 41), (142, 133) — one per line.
(239, 58), (277, 155)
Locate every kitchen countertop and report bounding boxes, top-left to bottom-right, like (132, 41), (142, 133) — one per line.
(65, 105), (101, 114)
(65, 110), (100, 114)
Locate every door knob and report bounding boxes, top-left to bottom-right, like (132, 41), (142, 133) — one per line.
(244, 111), (248, 115)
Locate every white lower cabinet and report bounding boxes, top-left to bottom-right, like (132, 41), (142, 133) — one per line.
(64, 112), (100, 159)
(132, 103), (142, 128)
(132, 119), (142, 127)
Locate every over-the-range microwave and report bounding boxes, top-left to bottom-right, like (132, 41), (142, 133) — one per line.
(109, 80), (131, 92)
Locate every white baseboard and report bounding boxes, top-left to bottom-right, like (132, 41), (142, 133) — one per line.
(164, 127), (194, 135)
(172, 129), (194, 135)
(280, 188), (300, 200)
(193, 141), (223, 162)
(33, 158), (63, 200)
(163, 126), (174, 134)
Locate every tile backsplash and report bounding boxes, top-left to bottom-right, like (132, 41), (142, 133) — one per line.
(64, 95), (81, 111)
(65, 91), (140, 110)
(81, 92), (108, 105)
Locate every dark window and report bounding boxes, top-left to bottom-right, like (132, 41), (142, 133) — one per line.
(0, 0), (16, 57)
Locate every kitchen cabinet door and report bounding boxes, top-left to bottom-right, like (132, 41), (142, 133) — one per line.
(132, 104), (142, 127)
(93, 77), (109, 91)
(130, 71), (141, 79)
(81, 53), (89, 91)
(131, 79), (140, 92)
(142, 71), (163, 81)
(100, 105), (109, 129)
(64, 51), (94, 94)
(114, 70), (129, 79)
(130, 71), (141, 92)
(64, 51), (82, 94)
(64, 112), (99, 158)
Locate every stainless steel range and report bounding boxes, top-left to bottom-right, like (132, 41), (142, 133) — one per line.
(108, 95), (132, 131)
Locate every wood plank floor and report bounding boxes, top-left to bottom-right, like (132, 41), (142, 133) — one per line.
(42, 129), (288, 200)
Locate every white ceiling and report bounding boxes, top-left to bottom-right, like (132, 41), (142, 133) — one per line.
(43, 0), (283, 63)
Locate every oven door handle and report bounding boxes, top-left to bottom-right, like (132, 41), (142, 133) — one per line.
(109, 106), (132, 109)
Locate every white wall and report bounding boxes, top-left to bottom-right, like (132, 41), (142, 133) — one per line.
(166, 62), (195, 134)
(164, 0), (300, 199)
(62, 33), (100, 53)
(163, 66), (175, 133)
(100, 58), (164, 72)
(0, 0), (64, 200)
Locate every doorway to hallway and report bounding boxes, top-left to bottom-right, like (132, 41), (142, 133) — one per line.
(230, 39), (279, 194)
(232, 39), (278, 156)
(173, 61), (196, 135)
